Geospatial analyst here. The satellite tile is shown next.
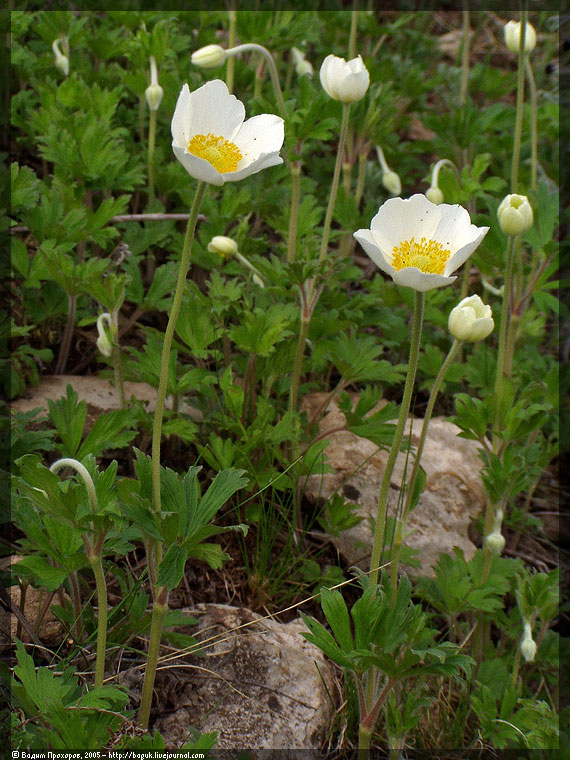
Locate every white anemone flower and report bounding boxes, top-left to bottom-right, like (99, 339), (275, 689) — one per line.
(171, 79), (285, 187)
(353, 194), (489, 292)
(319, 54), (370, 103)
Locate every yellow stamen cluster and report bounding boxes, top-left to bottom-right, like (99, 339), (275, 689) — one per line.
(391, 236), (451, 274)
(187, 133), (242, 173)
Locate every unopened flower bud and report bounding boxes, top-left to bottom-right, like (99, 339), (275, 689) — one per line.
(191, 44), (227, 69)
(448, 295), (494, 342)
(320, 54), (369, 103)
(207, 235), (238, 259)
(145, 56), (163, 111)
(296, 59), (314, 77)
(376, 146), (400, 196)
(145, 83), (164, 111)
(504, 20), (537, 54)
(485, 530), (505, 556)
(96, 313), (112, 357)
(520, 622), (537, 662)
(497, 193), (533, 236)
(426, 186), (444, 205)
(52, 39), (69, 76)
(382, 170), (402, 196)
(520, 637), (537, 662)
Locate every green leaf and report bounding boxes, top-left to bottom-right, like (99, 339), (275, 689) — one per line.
(77, 407), (139, 460)
(15, 554), (69, 591)
(300, 613), (353, 670)
(185, 542), (229, 570)
(320, 587), (354, 653)
(157, 542), (189, 590)
(48, 384), (87, 458)
(192, 468), (249, 535)
(13, 641), (77, 713)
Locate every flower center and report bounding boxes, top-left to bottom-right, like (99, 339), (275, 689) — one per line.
(391, 236), (451, 275)
(187, 133), (242, 173)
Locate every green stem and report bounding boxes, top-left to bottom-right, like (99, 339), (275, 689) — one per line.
(89, 553), (108, 689)
(287, 161), (302, 263)
(493, 235), (515, 441)
(55, 293), (76, 375)
(390, 338), (461, 594)
(147, 107), (157, 203)
(459, 7), (470, 106)
(511, 10), (527, 193)
(524, 56), (537, 191)
(358, 725), (372, 757)
(138, 598), (168, 729)
(511, 644), (522, 688)
(355, 150), (367, 204)
(349, 0), (359, 59)
(151, 181), (206, 516)
(289, 314), (310, 415)
(229, 43), (287, 120)
(369, 291), (425, 587)
(49, 458), (98, 513)
(319, 103), (351, 263)
(226, 9), (237, 93)
(110, 310), (125, 407)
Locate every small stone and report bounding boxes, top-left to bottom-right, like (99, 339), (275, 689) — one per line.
(302, 393), (486, 576)
(152, 604), (336, 750)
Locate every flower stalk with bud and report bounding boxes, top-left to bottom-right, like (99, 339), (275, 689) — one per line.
(389, 295), (494, 594)
(96, 311), (125, 407)
(52, 37), (69, 76)
(375, 144), (401, 197)
(145, 56), (164, 202)
(138, 79), (284, 731)
(354, 195), (489, 587)
(49, 458), (107, 689)
(425, 158), (458, 205)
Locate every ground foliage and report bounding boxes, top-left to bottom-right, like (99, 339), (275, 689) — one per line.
(5, 8), (566, 754)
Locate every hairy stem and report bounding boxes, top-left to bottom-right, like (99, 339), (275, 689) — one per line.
(390, 338), (461, 594)
(319, 103), (351, 263)
(369, 291), (425, 587)
(151, 182), (206, 516)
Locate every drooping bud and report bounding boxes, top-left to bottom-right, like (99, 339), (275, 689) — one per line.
(319, 54), (369, 103)
(485, 530), (506, 556)
(291, 47), (313, 77)
(52, 38), (69, 77)
(207, 235), (238, 259)
(425, 159), (457, 206)
(448, 295), (494, 342)
(497, 193), (533, 236)
(191, 44), (227, 69)
(96, 313), (112, 357)
(376, 145), (401, 197)
(425, 186), (444, 205)
(504, 20), (537, 54)
(520, 621), (537, 662)
(382, 170), (402, 197)
(145, 56), (163, 111)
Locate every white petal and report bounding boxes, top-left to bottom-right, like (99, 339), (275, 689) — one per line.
(187, 79), (245, 141)
(432, 203), (476, 253)
(223, 150), (283, 182)
(172, 143), (224, 185)
(320, 55), (344, 99)
(232, 113), (285, 165)
(444, 227), (489, 275)
(369, 195), (442, 263)
(171, 83), (193, 146)
(392, 267), (457, 292)
(337, 70), (369, 102)
(353, 229), (397, 279)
